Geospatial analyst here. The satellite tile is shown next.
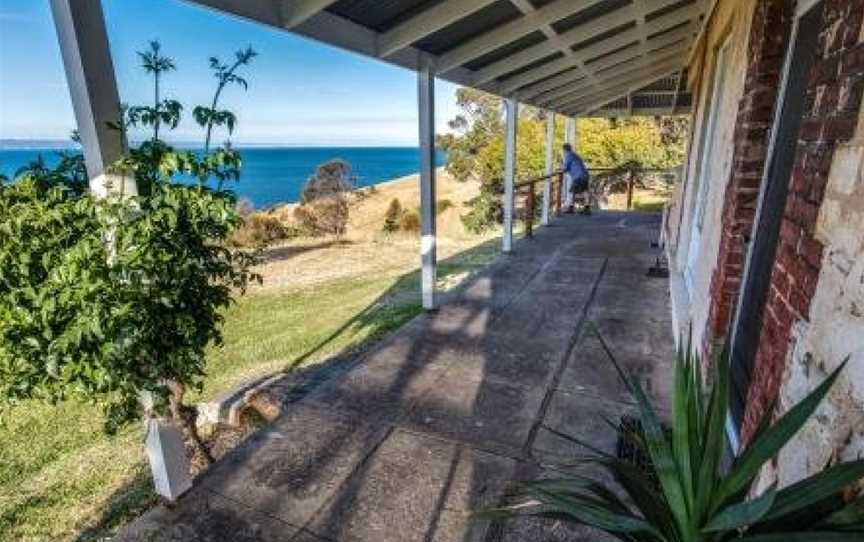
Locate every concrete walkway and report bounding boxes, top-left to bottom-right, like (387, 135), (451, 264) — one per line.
(119, 211), (676, 542)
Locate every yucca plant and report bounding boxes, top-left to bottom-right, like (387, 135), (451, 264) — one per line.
(486, 329), (864, 540)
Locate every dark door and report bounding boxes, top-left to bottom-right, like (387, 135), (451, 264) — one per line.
(729, 2), (824, 427)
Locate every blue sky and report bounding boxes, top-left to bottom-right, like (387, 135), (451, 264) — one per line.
(0, 0), (461, 146)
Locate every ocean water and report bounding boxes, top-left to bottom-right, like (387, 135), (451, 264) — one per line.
(0, 146), (447, 208)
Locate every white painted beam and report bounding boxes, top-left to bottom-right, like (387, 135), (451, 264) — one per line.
(438, 0), (604, 74)
(526, 25), (692, 101)
(502, 97), (518, 253)
(568, 67), (681, 115)
(418, 60), (438, 310)
(554, 63), (681, 111)
(50, 0), (135, 197)
(472, 0), (698, 85)
(506, 20), (692, 96)
(583, 106), (689, 118)
(281, 0), (339, 28)
(542, 112), (555, 226)
(541, 54), (683, 109)
(378, 0), (497, 58)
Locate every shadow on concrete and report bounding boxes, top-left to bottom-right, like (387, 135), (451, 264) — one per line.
(112, 211), (677, 542)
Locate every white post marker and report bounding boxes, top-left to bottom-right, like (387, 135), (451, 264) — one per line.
(502, 97), (518, 253)
(50, 0), (136, 197)
(542, 112), (555, 226)
(417, 59), (438, 310)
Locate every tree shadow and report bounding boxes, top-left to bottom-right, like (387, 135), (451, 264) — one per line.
(85, 212), (674, 542)
(260, 238), (351, 264)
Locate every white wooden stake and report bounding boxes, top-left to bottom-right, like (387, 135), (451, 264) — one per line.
(50, 0), (136, 197)
(502, 98), (518, 253)
(418, 60), (437, 310)
(542, 112), (555, 226)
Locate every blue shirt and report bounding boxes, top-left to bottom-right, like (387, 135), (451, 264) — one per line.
(563, 150), (587, 179)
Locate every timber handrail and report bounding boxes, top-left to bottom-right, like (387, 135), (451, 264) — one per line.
(513, 170), (563, 238)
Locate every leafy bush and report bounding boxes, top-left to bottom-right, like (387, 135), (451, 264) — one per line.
(229, 212), (288, 247)
(486, 331), (864, 540)
(0, 41), (259, 465)
(383, 197), (403, 233)
(437, 198), (454, 215)
(294, 196), (349, 237)
(461, 180), (504, 233)
(399, 209), (421, 233)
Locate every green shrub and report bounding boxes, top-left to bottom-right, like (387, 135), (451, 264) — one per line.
(229, 212), (288, 247)
(486, 330), (864, 540)
(383, 198), (403, 233)
(399, 209), (421, 233)
(295, 159), (354, 237)
(437, 198), (454, 215)
(294, 195), (350, 237)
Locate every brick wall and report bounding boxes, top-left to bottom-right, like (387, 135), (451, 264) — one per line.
(705, 0), (793, 350)
(741, 0), (864, 444)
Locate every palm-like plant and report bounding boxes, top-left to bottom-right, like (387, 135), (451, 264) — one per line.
(133, 40), (180, 140)
(194, 46), (257, 153)
(487, 330), (864, 540)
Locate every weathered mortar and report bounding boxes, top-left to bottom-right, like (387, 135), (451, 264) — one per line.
(772, 105), (864, 486)
(742, 0), (864, 445)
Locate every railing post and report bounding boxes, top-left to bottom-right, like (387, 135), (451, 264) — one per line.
(555, 173), (563, 215)
(525, 184), (535, 238)
(542, 112), (555, 226)
(502, 97), (518, 254)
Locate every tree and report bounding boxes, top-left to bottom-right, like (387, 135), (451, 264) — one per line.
(0, 41), (260, 470)
(382, 197), (403, 233)
(129, 41), (181, 141)
(444, 88), (504, 183)
(294, 159), (355, 237)
(442, 87), (690, 231)
(193, 46), (257, 154)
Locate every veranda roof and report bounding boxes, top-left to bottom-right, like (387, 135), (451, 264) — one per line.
(182, 0), (704, 117)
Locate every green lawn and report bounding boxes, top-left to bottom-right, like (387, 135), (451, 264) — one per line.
(0, 237), (500, 541)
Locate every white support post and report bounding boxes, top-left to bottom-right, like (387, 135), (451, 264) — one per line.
(562, 116), (576, 210)
(418, 60), (438, 310)
(541, 112), (555, 226)
(565, 116), (577, 147)
(502, 97), (518, 254)
(50, 0), (135, 197)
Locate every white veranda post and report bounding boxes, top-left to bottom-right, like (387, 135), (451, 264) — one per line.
(502, 97), (518, 253)
(542, 112), (555, 226)
(51, 0), (188, 501)
(49, 0), (136, 197)
(417, 60), (438, 310)
(563, 116), (576, 208)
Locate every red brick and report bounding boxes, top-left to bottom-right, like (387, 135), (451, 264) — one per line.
(798, 118), (824, 142)
(822, 116), (858, 142)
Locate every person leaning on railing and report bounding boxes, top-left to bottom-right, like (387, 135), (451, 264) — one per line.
(562, 143), (591, 215)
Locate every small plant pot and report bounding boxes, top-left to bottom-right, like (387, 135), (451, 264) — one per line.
(144, 417), (192, 501)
